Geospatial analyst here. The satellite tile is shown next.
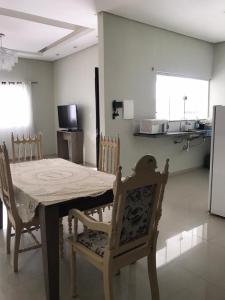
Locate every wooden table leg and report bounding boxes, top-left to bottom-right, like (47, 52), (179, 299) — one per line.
(39, 205), (59, 300)
(0, 199), (3, 229)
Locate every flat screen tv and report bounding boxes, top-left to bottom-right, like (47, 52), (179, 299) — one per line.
(58, 104), (78, 130)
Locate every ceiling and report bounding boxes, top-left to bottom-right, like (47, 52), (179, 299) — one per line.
(0, 0), (224, 61)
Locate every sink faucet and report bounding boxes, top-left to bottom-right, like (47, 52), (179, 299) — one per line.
(183, 140), (190, 152)
(183, 96), (187, 120)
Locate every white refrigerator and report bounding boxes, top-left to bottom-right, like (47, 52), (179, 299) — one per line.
(209, 105), (225, 217)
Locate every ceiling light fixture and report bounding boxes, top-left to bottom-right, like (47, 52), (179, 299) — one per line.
(0, 33), (18, 71)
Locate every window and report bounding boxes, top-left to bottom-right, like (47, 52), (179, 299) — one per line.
(0, 82), (32, 128)
(0, 82), (34, 156)
(156, 74), (209, 120)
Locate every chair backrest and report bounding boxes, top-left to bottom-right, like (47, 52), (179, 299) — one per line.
(0, 143), (20, 223)
(98, 134), (120, 175)
(109, 155), (169, 255)
(11, 132), (43, 163)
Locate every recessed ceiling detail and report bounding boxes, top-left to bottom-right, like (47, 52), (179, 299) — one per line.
(0, 5), (96, 61)
(0, 14), (73, 53)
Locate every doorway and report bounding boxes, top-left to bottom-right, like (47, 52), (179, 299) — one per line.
(95, 67), (100, 168)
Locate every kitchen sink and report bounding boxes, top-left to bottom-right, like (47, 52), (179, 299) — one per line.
(166, 129), (207, 136)
(184, 129), (204, 133)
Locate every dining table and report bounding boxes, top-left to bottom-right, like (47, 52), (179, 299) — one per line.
(0, 158), (115, 300)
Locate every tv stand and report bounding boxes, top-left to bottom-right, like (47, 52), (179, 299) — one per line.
(57, 130), (83, 164)
(67, 128), (81, 132)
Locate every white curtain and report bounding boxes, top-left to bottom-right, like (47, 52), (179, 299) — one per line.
(0, 81), (34, 157)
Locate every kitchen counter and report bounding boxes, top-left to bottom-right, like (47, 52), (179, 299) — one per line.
(134, 129), (211, 138)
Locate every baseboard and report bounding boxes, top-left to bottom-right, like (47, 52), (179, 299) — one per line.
(83, 162), (96, 168)
(169, 166), (207, 177)
(44, 153), (57, 159)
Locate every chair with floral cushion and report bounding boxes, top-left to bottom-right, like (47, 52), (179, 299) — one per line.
(69, 154), (169, 300)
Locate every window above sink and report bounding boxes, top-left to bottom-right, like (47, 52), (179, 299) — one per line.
(156, 74), (209, 121)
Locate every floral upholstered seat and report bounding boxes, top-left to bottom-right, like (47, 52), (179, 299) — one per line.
(69, 155), (169, 300)
(78, 185), (155, 256)
(77, 229), (108, 257)
(77, 185), (155, 257)
(120, 185), (155, 245)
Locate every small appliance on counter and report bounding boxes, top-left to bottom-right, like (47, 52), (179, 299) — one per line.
(196, 119), (212, 130)
(139, 119), (168, 134)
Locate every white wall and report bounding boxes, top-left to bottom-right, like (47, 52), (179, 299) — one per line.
(53, 45), (98, 166)
(99, 13), (214, 174)
(0, 58), (55, 155)
(210, 43), (225, 112)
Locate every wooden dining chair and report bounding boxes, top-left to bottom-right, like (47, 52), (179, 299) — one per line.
(68, 135), (120, 234)
(98, 134), (120, 175)
(11, 132), (43, 163)
(69, 155), (169, 300)
(11, 131), (65, 258)
(90, 134), (120, 216)
(0, 143), (41, 272)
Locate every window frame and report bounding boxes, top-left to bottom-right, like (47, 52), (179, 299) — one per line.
(155, 72), (210, 121)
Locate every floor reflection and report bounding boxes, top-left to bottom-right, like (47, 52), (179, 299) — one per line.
(157, 223), (208, 268)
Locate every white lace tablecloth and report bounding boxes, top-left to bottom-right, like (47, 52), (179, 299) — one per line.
(10, 158), (115, 223)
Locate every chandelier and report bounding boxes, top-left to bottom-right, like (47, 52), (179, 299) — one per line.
(0, 33), (18, 71)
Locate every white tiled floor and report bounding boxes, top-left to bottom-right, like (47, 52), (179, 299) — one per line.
(1, 168), (225, 300)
